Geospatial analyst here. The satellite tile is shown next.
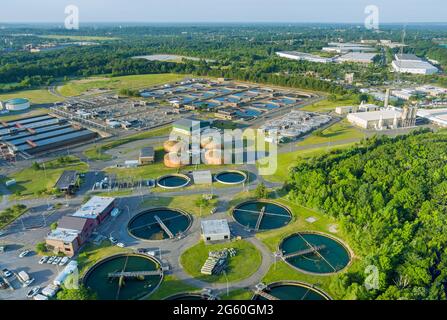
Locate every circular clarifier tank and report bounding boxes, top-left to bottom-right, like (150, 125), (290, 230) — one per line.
(165, 293), (215, 300)
(215, 170), (247, 185)
(252, 281), (331, 300)
(128, 208), (192, 241)
(279, 232), (351, 274)
(83, 253), (163, 300)
(157, 174), (191, 189)
(232, 200), (292, 231)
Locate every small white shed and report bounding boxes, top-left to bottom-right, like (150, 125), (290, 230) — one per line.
(201, 219), (231, 242)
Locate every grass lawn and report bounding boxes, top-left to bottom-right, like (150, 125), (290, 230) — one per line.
(147, 275), (199, 300)
(2, 156), (88, 200)
(0, 89), (62, 104)
(180, 239), (262, 283)
(59, 73), (185, 97)
(297, 120), (365, 147)
(301, 98), (356, 112)
(83, 125), (172, 160)
(0, 205), (28, 229)
(220, 289), (254, 300)
(141, 194), (218, 217)
(0, 107), (49, 122)
(261, 142), (357, 183)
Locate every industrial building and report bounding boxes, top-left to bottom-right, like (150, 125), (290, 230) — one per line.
(139, 147), (155, 165)
(275, 51), (334, 64)
(417, 108), (447, 127)
(71, 196), (115, 226)
(337, 52), (377, 64)
(0, 115), (97, 156)
(0, 98), (31, 111)
(347, 107), (417, 130)
(322, 42), (376, 53)
(392, 54), (439, 75)
(201, 219), (231, 242)
(172, 118), (211, 136)
(54, 170), (79, 194)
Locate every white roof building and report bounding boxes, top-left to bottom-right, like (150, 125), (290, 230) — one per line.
(392, 54), (438, 75)
(201, 219), (231, 242)
(276, 51), (334, 64)
(192, 170), (212, 184)
(417, 108), (447, 127)
(72, 196), (115, 220)
(347, 110), (403, 130)
(337, 52), (377, 64)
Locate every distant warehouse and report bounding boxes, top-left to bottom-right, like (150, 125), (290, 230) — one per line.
(276, 51), (334, 64)
(336, 52), (378, 64)
(392, 54), (438, 75)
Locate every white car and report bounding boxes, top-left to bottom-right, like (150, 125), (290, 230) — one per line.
(38, 256), (49, 265)
(47, 256), (56, 264)
(116, 243), (125, 248)
(52, 257), (62, 265)
(59, 257), (69, 266)
(109, 237), (118, 245)
(19, 250), (30, 258)
(2, 268), (12, 278)
(33, 294), (48, 300)
(26, 286), (40, 298)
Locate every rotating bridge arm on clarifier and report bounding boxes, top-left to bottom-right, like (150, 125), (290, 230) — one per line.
(154, 215), (174, 239)
(296, 233), (337, 272)
(256, 290), (279, 300)
(254, 206), (266, 231)
(282, 245), (326, 259)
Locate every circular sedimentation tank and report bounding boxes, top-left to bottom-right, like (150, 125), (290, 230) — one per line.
(165, 293), (215, 300)
(279, 232), (351, 274)
(128, 208), (192, 240)
(215, 170), (247, 185)
(157, 174), (191, 189)
(83, 253), (163, 300)
(232, 201), (292, 231)
(252, 282), (331, 300)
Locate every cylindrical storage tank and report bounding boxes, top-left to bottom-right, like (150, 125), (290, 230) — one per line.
(164, 152), (190, 168)
(4, 98), (30, 111)
(204, 149), (223, 165)
(163, 140), (184, 153)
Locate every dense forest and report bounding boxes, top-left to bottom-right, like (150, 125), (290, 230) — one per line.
(287, 130), (447, 300)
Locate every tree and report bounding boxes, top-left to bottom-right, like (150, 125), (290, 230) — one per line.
(255, 183), (268, 199)
(195, 197), (210, 208)
(57, 285), (97, 300)
(32, 161), (41, 170)
(50, 222), (58, 230)
(35, 242), (48, 254)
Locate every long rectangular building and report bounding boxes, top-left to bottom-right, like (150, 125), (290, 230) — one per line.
(276, 51), (334, 64)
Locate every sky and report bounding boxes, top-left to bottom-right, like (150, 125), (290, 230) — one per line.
(0, 0), (446, 24)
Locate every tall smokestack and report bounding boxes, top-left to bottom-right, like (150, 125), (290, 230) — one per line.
(384, 89), (390, 108)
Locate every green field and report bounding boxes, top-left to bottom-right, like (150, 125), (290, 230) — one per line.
(2, 156), (88, 199)
(84, 125), (172, 160)
(147, 275), (199, 300)
(261, 143), (357, 183)
(0, 89), (62, 105)
(0, 205), (28, 229)
(39, 35), (119, 41)
(180, 240), (262, 283)
(59, 74), (186, 97)
(297, 120), (365, 147)
(301, 98), (356, 112)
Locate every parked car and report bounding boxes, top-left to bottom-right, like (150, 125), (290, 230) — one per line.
(109, 237), (118, 245)
(19, 250), (30, 258)
(38, 256), (49, 265)
(116, 243), (125, 248)
(42, 284), (59, 298)
(47, 256), (56, 264)
(33, 294), (48, 300)
(59, 257), (69, 266)
(1, 268), (12, 278)
(0, 245), (5, 253)
(26, 286), (40, 298)
(52, 257), (62, 265)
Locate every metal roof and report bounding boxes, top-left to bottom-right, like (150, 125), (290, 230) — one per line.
(72, 196), (115, 219)
(201, 219), (230, 236)
(54, 170), (78, 190)
(192, 170), (212, 184)
(140, 147), (154, 158)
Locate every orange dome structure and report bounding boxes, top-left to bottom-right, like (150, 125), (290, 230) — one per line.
(204, 149), (224, 165)
(164, 152), (190, 168)
(163, 140), (184, 153)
